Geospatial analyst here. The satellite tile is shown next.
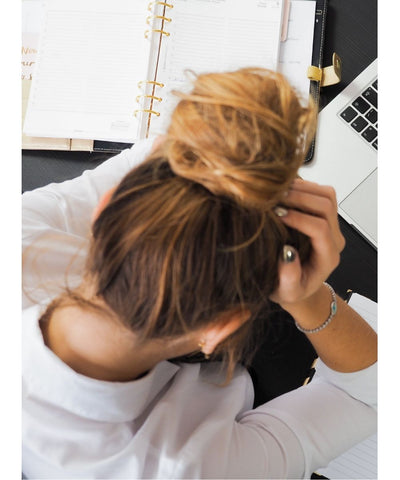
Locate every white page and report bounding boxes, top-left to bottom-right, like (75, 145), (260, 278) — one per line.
(317, 434), (377, 479)
(163, 0), (283, 75)
(317, 292), (377, 479)
(22, 1), (44, 81)
(24, 0), (151, 142)
(148, 0), (284, 135)
(278, 0), (316, 105)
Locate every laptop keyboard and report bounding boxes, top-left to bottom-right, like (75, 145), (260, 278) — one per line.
(339, 78), (378, 150)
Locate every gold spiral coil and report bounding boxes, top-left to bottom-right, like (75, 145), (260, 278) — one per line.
(134, 109), (161, 118)
(137, 80), (165, 89)
(146, 15), (172, 25)
(144, 29), (170, 39)
(148, 2), (174, 11)
(136, 94), (163, 103)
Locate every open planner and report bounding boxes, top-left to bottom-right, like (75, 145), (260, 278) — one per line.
(22, 0), (337, 153)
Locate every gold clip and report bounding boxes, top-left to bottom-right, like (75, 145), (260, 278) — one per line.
(307, 53), (342, 87)
(307, 65), (323, 82)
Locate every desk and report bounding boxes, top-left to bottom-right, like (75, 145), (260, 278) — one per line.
(21, 0), (377, 302)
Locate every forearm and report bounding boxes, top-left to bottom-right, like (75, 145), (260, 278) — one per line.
(281, 284), (377, 373)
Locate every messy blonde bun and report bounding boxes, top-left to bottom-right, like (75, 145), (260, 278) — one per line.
(165, 68), (316, 210)
(46, 68), (316, 383)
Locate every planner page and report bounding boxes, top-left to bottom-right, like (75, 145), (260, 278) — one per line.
(147, 0), (284, 136)
(317, 434), (377, 480)
(22, 0), (72, 149)
(24, 0), (151, 142)
(278, 0), (316, 105)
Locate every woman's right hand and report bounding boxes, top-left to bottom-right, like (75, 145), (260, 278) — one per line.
(270, 179), (377, 374)
(270, 178), (345, 309)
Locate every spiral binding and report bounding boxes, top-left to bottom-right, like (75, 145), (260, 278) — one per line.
(145, 1), (173, 38)
(135, 83), (165, 118)
(135, 2), (173, 121)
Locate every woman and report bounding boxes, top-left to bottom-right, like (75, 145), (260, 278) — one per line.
(22, 68), (377, 479)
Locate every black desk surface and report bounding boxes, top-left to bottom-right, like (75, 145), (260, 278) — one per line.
(22, 0), (378, 302)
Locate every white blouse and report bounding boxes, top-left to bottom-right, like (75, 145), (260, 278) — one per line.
(22, 138), (377, 479)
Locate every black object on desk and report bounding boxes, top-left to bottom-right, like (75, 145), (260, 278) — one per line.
(320, 0), (377, 109)
(22, 149), (113, 192)
(328, 217), (377, 303)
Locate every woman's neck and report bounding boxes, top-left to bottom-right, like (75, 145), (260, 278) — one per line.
(40, 303), (198, 382)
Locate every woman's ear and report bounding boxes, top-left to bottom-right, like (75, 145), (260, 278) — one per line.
(91, 187), (116, 223)
(200, 309), (251, 356)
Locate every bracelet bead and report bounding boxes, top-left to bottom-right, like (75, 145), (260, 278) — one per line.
(294, 282), (337, 334)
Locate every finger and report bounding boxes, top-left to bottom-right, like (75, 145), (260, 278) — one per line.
(278, 209), (341, 271)
(270, 246), (304, 304)
(284, 189), (335, 219)
(283, 189), (345, 252)
(291, 178), (338, 205)
(286, 180), (345, 252)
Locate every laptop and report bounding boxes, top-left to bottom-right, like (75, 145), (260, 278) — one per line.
(300, 59), (378, 248)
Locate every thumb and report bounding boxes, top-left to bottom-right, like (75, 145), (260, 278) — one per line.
(270, 245), (303, 304)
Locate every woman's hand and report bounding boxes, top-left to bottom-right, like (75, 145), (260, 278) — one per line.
(270, 178), (345, 308)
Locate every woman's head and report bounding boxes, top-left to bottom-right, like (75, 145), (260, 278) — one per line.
(84, 68), (316, 373)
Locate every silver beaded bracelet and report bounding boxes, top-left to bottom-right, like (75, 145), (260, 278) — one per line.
(294, 282), (337, 334)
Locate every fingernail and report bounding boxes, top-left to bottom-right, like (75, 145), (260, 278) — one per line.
(274, 206), (288, 217)
(282, 245), (296, 263)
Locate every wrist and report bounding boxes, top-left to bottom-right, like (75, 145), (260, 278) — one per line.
(281, 283), (335, 332)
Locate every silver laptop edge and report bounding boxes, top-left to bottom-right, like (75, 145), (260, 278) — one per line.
(299, 59), (377, 248)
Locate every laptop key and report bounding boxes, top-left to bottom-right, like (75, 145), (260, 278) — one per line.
(365, 108), (377, 124)
(340, 106), (358, 122)
(372, 79), (377, 90)
(351, 116), (368, 132)
(352, 96), (370, 114)
(362, 87), (377, 108)
(372, 138), (378, 150)
(362, 126), (377, 142)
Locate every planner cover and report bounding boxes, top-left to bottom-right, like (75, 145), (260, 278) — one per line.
(304, 0), (328, 163)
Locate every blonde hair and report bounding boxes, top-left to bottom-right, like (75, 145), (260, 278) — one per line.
(166, 68), (315, 209)
(43, 68), (316, 380)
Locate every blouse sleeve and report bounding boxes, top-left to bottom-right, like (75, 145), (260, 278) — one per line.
(224, 360), (377, 479)
(225, 301), (377, 479)
(22, 139), (154, 308)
